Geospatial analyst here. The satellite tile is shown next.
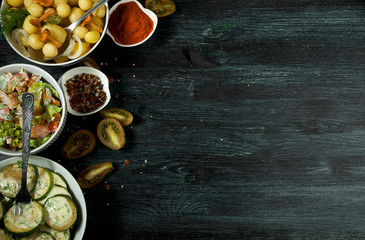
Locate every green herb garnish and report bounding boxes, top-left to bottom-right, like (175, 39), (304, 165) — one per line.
(44, 14), (62, 25)
(0, 7), (29, 36)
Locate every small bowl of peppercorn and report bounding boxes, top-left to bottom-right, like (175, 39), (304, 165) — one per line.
(58, 66), (111, 116)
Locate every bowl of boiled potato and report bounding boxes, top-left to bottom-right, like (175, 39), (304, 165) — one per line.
(1, 0), (108, 66)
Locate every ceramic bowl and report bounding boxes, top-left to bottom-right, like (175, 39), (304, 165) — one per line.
(1, 0), (109, 67)
(58, 66), (111, 116)
(107, 0), (158, 47)
(0, 156), (87, 240)
(0, 64), (67, 156)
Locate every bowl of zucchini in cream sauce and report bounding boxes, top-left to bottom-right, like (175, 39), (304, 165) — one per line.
(0, 156), (86, 240)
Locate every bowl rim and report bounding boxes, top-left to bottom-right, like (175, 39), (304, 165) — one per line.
(0, 63), (67, 156)
(106, 0), (158, 47)
(0, 156), (87, 240)
(58, 66), (111, 116)
(1, 1), (109, 67)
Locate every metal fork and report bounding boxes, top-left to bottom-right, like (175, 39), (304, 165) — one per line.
(14, 93), (34, 215)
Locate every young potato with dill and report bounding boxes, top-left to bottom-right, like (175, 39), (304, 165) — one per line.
(0, 0), (107, 63)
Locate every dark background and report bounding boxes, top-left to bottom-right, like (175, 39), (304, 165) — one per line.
(2, 0), (365, 239)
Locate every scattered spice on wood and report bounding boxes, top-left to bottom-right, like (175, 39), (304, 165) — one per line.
(159, 91), (163, 95)
(65, 73), (107, 113)
(124, 159), (130, 166)
(200, 118), (205, 123)
(108, 76), (115, 82)
(115, 93), (120, 99)
(104, 183), (110, 190)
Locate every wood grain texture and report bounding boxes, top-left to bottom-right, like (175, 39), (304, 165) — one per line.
(1, 0), (365, 239)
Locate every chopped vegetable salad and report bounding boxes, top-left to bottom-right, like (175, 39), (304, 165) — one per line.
(0, 68), (62, 150)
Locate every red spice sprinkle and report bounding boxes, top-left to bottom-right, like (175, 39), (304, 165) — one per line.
(108, 76), (115, 82)
(124, 159), (130, 166)
(115, 93), (120, 99)
(104, 184), (110, 190)
(200, 118), (205, 123)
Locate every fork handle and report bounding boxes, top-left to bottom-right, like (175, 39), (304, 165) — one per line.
(21, 93), (34, 186)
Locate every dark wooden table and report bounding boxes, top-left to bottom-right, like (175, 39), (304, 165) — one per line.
(3, 0), (365, 239)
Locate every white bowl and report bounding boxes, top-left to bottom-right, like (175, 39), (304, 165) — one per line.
(0, 156), (86, 240)
(0, 64), (67, 156)
(2, 1), (109, 67)
(107, 0), (158, 47)
(58, 66), (111, 116)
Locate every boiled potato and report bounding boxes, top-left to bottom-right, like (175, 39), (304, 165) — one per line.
(42, 43), (58, 57)
(52, 0), (68, 7)
(68, 0), (78, 6)
(92, 3), (106, 18)
(57, 3), (71, 17)
(28, 34), (45, 50)
(27, 2), (44, 17)
(42, 24), (67, 43)
(78, 0), (91, 11)
(73, 26), (88, 39)
(84, 30), (100, 44)
(69, 7), (85, 23)
(7, 0), (23, 7)
(86, 16), (103, 31)
(23, 15), (39, 35)
(23, 0), (33, 7)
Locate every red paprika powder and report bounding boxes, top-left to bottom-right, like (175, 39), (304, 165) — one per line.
(108, 1), (154, 45)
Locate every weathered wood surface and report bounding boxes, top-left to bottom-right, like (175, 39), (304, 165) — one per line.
(2, 0), (365, 239)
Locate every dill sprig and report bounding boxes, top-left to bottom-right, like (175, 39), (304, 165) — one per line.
(44, 14), (62, 25)
(0, 7), (29, 36)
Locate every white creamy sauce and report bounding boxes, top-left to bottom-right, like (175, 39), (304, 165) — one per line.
(52, 172), (67, 189)
(6, 202), (42, 230)
(46, 197), (73, 227)
(39, 185), (71, 205)
(0, 164), (37, 198)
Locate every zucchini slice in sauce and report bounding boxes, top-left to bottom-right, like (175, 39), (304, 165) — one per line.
(33, 167), (54, 201)
(0, 163), (38, 198)
(44, 195), (77, 231)
(0, 228), (14, 240)
(39, 185), (71, 205)
(41, 225), (70, 240)
(3, 201), (45, 237)
(2, 195), (14, 208)
(51, 172), (68, 189)
(20, 231), (56, 240)
(0, 196), (5, 220)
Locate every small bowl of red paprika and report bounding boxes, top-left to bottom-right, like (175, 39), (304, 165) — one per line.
(107, 0), (158, 47)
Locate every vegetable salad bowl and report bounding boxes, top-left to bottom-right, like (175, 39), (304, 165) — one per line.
(1, 0), (109, 66)
(0, 64), (67, 156)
